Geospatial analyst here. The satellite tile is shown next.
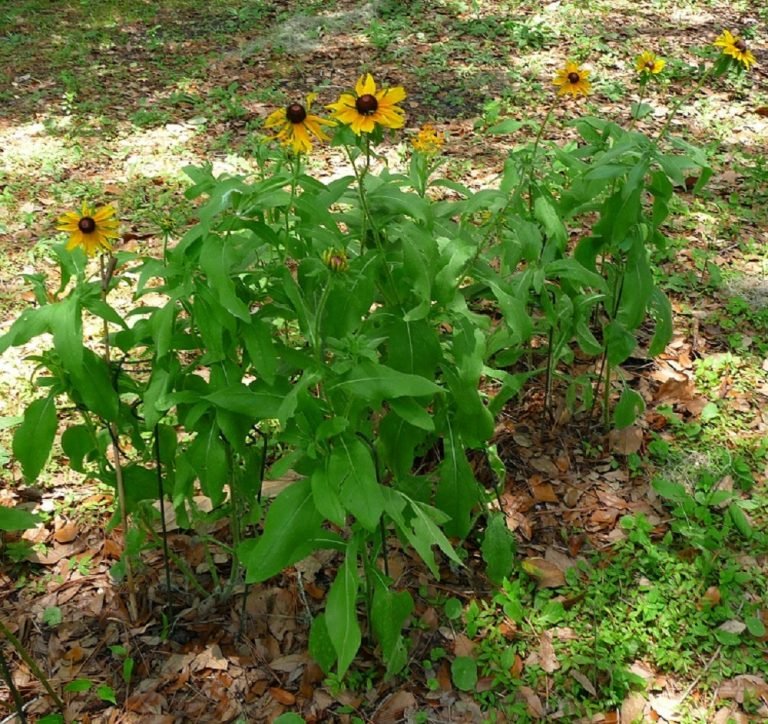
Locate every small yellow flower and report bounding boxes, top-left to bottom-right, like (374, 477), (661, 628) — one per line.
(412, 124), (445, 155)
(553, 61), (592, 98)
(327, 74), (406, 135)
(56, 202), (120, 256)
(264, 93), (334, 154)
(714, 30), (757, 70)
(635, 51), (666, 75)
(322, 248), (349, 273)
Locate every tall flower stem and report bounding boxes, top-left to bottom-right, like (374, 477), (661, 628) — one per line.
(100, 254), (138, 622)
(654, 65), (714, 144)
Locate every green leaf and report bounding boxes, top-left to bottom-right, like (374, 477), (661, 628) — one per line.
(700, 402), (719, 422)
(61, 424), (95, 473)
(309, 614), (336, 673)
(444, 598), (463, 620)
(534, 196), (567, 251)
(310, 464), (346, 528)
(326, 551), (361, 678)
(613, 388), (645, 430)
(64, 679), (93, 693)
(199, 234), (250, 321)
(652, 477), (689, 503)
(372, 581), (414, 677)
(389, 398), (434, 431)
(187, 425), (228, 505)
(436, 430), (479, 538)
(96, 684), (117, 705)
(604, 321), (636, 366)
(241, 479), (325, 583)
(746, 616), (766, 638)
(0, 506), (40, 532)
(648, 287), (673, 356)
(13, 395), (57, 482)
(333, 361), (442, 401)
(451, 657), (478, 691)
(481, 513), (516, 584)
(329, 436), (385, 531)
(274, 715), (306, 724)
(242, 318), (278, 385)
(205, 383), (285, 421)
(43, 606), (62, 626)
(728, 503), (752, 539)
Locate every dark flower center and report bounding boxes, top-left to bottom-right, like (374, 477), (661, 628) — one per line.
(356, 94), (378, 115)
(734, 38), (747, 52)
(646, 60), (656, 69)
(286, 103), (307, 124)
(568, 72), (581, 84)
(78, 216), (96, 233)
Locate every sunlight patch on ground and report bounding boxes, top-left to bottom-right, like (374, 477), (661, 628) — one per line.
(115, 123), (201, 179)
(0, 120), (75, 171)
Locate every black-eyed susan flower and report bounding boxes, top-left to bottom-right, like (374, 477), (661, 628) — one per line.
(57, 202), (120, 256)
(553, 61), (592, 98)
(264, 93), (334, 154)
(714, 30), (757, 70)
(412, 124), (445, 155)
(322, 247), (349, 272)
(327, 74), (406, 135)
(635, 51), (666, 75)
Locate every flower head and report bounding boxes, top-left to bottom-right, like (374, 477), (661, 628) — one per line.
(322, 248), (349, 273)
(635, 51), (666, 75)
(327, 74), (406, 135)
(553, 61), (592, 98)
(412, 124), (445, 155)
(56, 202), (119, 256)
(714, 30), (757, 70)
(264, 93), (334, 154)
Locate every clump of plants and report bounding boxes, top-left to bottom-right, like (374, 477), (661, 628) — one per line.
(0, 27), (758, 719)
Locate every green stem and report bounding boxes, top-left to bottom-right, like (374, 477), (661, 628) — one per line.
(100, 254), (138, 623)
(654, 65), (714, 144)
(0, 619), (64, 712)
(0, 645), (27, 723)
(153, 426), (173, 600)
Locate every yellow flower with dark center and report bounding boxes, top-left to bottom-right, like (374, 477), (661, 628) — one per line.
(553, 61), (592, 98)
(635, 51), (666, 75)
(714, 30), (757, 70)
(57, 202), (120, 256)
(412, 124), (445, 155)
(264, 93), (334, 154)
(322, 248), (349, 273)
(327, 74), (406, 135)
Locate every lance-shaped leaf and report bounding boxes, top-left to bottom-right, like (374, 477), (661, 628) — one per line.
(13, 395), (57, 482)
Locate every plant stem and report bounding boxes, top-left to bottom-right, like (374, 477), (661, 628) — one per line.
(153, 426), (173, 600)
(654, 65), (714, 144)
(0, 619), (64, 712)
(100, 254), (138, 622)
(0, 645), (27, 723)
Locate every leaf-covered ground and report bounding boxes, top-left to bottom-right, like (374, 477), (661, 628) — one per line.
(1, 0), (767, 721)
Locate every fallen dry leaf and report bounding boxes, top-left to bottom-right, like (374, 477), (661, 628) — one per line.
(522, 557), (566, 588)
(372, 690), (417, 723)
(608, 425), (643, 455)
(269, 687), (296, 705)
(518, 685), (544, 718)
(718, 674), (768, 702)
(650, 693), (683, 721)
(620, 691), (647, 723)
(53, 519), (79, 544)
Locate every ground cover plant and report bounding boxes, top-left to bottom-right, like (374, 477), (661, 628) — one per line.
(1, 0), (767, 722)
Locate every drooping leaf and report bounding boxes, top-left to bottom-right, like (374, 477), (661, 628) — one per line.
(613, 388), (645, 430)
(0, 506), (40, 531)
(371, 580), (414, 677)
(13, 395), (57, 482)
(481, 512), (516, 584)
(326, 551), (361, 678)
(240, 479), (325, 583)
